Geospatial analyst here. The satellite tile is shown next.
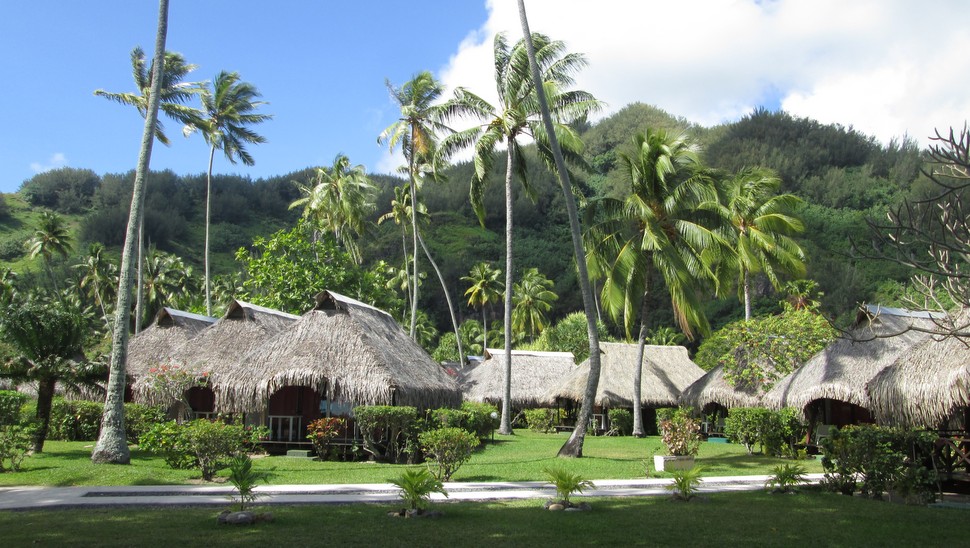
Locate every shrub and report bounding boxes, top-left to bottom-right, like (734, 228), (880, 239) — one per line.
(391, 468), (447, 511)
(523, 408), (557, 433)
(138, 420), (195, 470)
(658, 408), (701, 457)
(124, 403), (166, 444)
(765, 463), (808, 493)
(608, 409), (633, 436)
(724, 407), (764, 454)
(418, 427), (478, 481)
(306, 417), (346, 460)
(544, 467), (594, 505)
(354, 405), (417, 464)
(48, 399), (103, 441)
(427, 402), (498, 442)
(138, 418), (265, 481)
(0, 425), (33, 472)
(0, 391), (28, 426)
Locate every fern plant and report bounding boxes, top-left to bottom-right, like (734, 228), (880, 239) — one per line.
(227, 454), (262, 511)
(391, 468), (448, 511)
(543, 467), (594, 505)
(765, 463), (808, 493)
(666, 466), (704, 501)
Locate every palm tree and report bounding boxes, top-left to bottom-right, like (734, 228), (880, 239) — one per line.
(187, 70), (270, 317)
(379, 71), (478, 338)
(93, 0), (171, 465)
(456, 32), (599, 435)
(587, 129), (721, 437)
(462, 262), (504, 349)
(290, 154), (374, 263)
(74, 243), (118, 331)
(709, 167), (806, 320)
(516, 0), (603, 458)
(94, 44), (202, 332)
(511, 268), (558, 342)
(26, 211), (74, 293)
(0, 268), (17, 306)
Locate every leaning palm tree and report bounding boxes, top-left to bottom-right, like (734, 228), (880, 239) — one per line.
(94, 45), (202, 332)
(462, 262), (504, 349)
(708, 167), (806, 320)
(454, 32), (599, 435)
(511, 268), (558, 342)
(26, 211), (73, 293)
(186, 70), (271, 317)
(378, 71), (480, 338)
(93, 0), (171, 465)
(586, 129), (722, 437)
(516, 0), (603, 458)
(290, 153), (374, 263)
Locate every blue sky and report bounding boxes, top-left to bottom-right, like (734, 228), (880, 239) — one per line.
(3, 1), (969, 194)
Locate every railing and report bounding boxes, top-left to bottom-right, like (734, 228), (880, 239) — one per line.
(935, 436), (970, 475)
(268, 415), (303, 442)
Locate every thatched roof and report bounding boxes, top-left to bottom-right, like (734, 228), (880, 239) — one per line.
(763, 305), (940, 412)
(215, 290), (462, 412)
(867, 307), (970, 427)
(547, 342), (705, 408)
(679, 364), (763, 410)
(460, 349), (577, 407)
(126, 308), (217, 379)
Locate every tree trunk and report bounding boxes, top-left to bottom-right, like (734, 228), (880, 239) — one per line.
(92, 0), (170, 465)
(134, 216), (144, 333)
(205, 144), (215, 316)
(516, 0), (602, 457)
(417, 233), (465, 365)
(407, 145), (420, 339)
(632, 271), (653, 437)
(32, 377), (56, 453)
(743, 270), (752, 321)
(499, 146), (515, 436)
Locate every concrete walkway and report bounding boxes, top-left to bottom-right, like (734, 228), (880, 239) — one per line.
(0, 474), (825, 510)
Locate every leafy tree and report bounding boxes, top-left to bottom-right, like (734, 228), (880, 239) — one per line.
(456, 31), (599, 435)
(512, 268), (558, 342)
(93, 0), (172, 465)
(517, 0), (603, 457)
(533, 311), (610, 363)
(0, 299), (97, 452)
(462, 262), (504, 350)
(184, 70), (271, 317)
(585, 129), (720, 436)
(290, 154), (374, 263)
(709, 167), (806, 320)
(25, 211), (74, 293)
(19, 168), (101, 214)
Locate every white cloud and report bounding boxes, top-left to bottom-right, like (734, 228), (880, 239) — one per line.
(30, 152), (68, 173)
(437, 0), (970, 147)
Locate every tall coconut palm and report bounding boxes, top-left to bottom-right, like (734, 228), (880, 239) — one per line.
(587, 129), (722, 437)
(456, 32), (599, 435)
(378, 71), (480, 339)
(290, 154), (374, 263)
(74, 243), (118, 331)
(462, 262), (504, 349)
(186, 70), (270, 317)
(516, 0), (603, 458)
(95, 45), (202, 332)
(511, 268), (558, 342)
(709, 167), (806, 320)
(93, 0), (171, 465)
(26, 211), (74, 293)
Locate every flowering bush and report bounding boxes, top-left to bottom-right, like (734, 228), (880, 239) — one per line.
(658, 408), (702, 457)
(307, 417), (346, 459)
(144, 364), (209, 421)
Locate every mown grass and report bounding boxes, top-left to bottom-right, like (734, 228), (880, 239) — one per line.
(0, 491), (964, 547)
(0, 431), (822, 487)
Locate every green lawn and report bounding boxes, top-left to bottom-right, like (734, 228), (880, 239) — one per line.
(0, 430), (822, 487)
(0, 492), (964, 547)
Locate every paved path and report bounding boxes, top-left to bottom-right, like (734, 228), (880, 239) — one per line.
(0, 474), (825, 510)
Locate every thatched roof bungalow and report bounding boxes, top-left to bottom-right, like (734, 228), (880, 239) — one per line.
(126, 308), (217, 380)
(763, 305), (941, 419)
(867, 307), (970, 428)
(215, 290), (462, 413)
(680, 364), (763, 412)
(460, 349), (577, 407)
(547, 342), (704, 408)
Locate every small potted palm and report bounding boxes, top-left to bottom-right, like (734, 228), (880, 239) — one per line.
(654, 408), (701, 472)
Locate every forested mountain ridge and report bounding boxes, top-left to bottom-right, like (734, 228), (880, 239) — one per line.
(1, 103), (933, 341)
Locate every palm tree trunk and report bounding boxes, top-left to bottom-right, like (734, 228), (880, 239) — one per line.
(417, 232), (465, 365)
(408, 169), (420, 340)
(93, 0), (170, 465)
(499, 146), (515, 436)
(743, 270), (752, 321)
(33, 377), (56, 453)
(205, 144), (215, 317)
(135, 215), (144, 333)
(516, 0), (602, 457)
(482, 308), (488, 351)
(632, 271), (652, 437)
